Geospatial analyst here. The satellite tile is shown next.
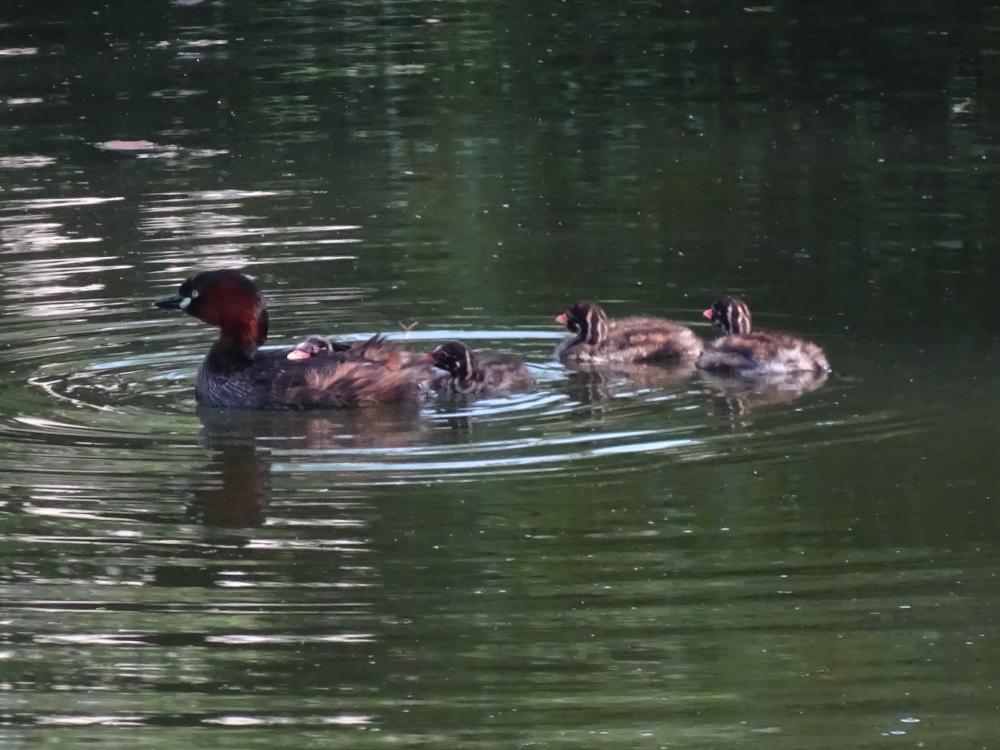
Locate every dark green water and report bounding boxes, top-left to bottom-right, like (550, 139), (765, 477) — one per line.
(2, 1), (1000, 747)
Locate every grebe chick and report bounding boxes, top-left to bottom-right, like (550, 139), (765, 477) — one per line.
(554, 301), (703, 364)
(427, 341), (534, 397)
(696, 296), (830, 375)
(287, 335), (341, 360)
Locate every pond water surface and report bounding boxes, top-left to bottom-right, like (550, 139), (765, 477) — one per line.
(2, 1), (1000, 748)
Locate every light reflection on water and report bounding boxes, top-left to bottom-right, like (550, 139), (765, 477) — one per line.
(0, 168), (973, 750)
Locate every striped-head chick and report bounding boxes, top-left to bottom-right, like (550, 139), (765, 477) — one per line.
(555, 301), (609, 347)
(703, 296), (752, 335)
(427, 341), (479, 382)
(287, 335), (334, 361)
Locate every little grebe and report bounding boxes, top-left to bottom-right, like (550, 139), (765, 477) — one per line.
(286, 333), (423, 373)
(697, 296), (830, 375)
(554, 301), (703, 364)
(427, 341), (534, 397)
(287, 335), (344, 360)
(154, 269), (426, 409)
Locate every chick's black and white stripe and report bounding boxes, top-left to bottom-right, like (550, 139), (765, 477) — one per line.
(707, 296), (752, 335)
(566, 302), (608, 347)
(429, 341), (534, 397)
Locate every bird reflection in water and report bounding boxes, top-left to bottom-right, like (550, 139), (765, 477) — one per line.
(563, 361), (698, 406)
(699, 369), (830, 422)
(188, 405), (427, 528)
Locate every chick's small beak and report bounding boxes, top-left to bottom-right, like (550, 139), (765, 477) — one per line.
(155, 293), (186, 310)
(702, 308), (713, 320)
(555, 313), (568, 325)
(286, 348), (310, 361)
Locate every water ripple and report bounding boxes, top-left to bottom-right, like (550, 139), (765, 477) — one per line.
(0, 308), (893, 489)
